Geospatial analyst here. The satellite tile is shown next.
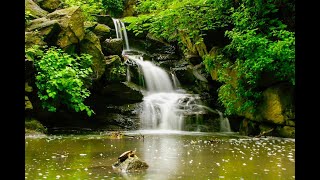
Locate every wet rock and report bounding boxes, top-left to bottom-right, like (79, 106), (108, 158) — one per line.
(112, 151), (148, 172)
(101, 38), (123, 56)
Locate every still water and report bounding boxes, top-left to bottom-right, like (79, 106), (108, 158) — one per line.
(25, 130), (295, 179)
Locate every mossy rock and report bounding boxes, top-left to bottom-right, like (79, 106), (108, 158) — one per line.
(25, 96), (33, 110)
(93, 24), (111, 42)
(25, 119), (47, 134)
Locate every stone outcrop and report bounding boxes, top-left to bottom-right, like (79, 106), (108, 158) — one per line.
(80, 31), (106, 80)
(46, 6), (85, 51)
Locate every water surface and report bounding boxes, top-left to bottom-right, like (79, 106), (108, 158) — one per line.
(25, 130), (295, 179)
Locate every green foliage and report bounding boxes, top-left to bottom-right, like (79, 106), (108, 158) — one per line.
(26, 46), (94, 117)
(132, 0), (295, 116)
(61, 0), (104, 21)
(109, 64), (126, 81)
(102, 0), (124, 17)
(124, 0), (233, 47)
(203, 0), (295, 115)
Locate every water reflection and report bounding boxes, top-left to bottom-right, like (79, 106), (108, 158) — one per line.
(25, 132), (295, 180)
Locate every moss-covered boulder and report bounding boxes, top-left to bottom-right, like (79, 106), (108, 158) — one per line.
(25, 0), (49, 19)
(92, 23), (111, 42)
(101, 38), (123, 56)
(46, 6), (85, 51)
(35, 0), (61, 12)
(80, 31), (105, 80)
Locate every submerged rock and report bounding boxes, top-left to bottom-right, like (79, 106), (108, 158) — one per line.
(112, 151), (148, 172)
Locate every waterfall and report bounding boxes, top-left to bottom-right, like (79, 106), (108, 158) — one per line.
(112, 18), (130, 50)
(125, 56), (201, 130)
(115, 20), (231, 132)
(217, 110), (232, 132)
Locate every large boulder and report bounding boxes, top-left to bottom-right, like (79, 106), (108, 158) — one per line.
(80, 31), (105, 80)
(46, 6), (85, 51)
(25, 0), (49, 19)
(35, 0), (61, 12)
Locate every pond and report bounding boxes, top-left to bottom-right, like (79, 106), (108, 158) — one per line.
(25, 130), (295, 179)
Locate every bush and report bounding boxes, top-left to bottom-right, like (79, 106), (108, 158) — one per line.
(26, 46), (95, 117)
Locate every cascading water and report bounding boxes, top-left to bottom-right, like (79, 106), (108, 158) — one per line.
(112, 18), (232, 132)
(125, 56), (201, 130)
(112, 18), (130, 50)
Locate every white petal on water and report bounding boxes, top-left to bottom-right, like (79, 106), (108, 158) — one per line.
(243, 163), (246, 166)
(216, 163), (220, 166)
(80, 154), (87, 156)
(249, 157), (253, 160)
(219, 176), (225, 178)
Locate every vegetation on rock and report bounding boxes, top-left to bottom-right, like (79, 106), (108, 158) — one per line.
(25, 45), (95, 116)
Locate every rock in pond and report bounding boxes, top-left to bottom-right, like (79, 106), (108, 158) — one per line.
(112, 150), (148, 172)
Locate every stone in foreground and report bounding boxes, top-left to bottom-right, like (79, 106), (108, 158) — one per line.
(112, 150), (148, 172)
